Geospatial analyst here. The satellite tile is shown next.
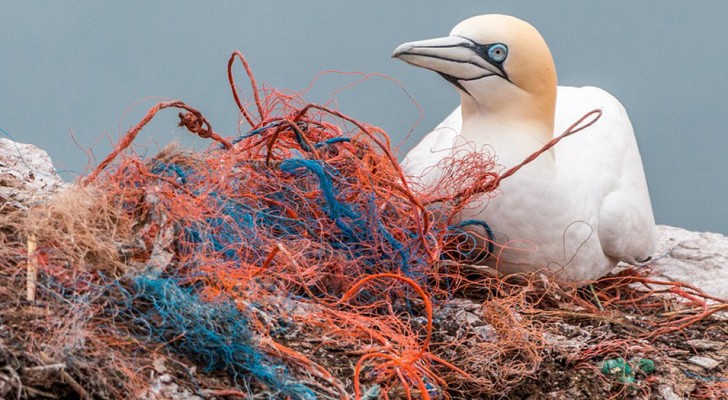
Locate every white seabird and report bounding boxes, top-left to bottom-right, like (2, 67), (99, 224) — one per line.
(393, 14), (657, 281)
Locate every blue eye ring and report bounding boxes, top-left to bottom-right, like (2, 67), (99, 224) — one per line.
(487, 43), (508, 63)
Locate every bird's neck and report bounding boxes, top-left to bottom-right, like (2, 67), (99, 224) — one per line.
(459, 95), (556, 169)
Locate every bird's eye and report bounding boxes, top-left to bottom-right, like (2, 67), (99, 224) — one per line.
(487, 43), (508, 63)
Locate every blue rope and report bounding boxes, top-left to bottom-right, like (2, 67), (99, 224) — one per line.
(682, 369), (728, 382)
(149, 159), (190, 184)
(116, 275), (316, 399)
(280, 158), (358, 232)
(449, 219), (496, 258)
(231, 122), (282, 145)
(314, 137), (351, 148)
(279, 158), (415, 275)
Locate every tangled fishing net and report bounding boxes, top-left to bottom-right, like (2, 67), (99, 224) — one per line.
(1, 50), (726, 399)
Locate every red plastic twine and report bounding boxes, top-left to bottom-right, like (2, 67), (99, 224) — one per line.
(84, 101), (232, 184)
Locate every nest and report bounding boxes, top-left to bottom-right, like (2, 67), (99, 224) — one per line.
(0, 51), (725, 399)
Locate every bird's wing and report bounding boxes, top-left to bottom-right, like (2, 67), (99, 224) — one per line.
(401, 106), (461, 188)
(554, 86), (657, 263)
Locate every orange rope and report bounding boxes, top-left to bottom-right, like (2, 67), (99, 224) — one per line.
(84, 101), (232, 184)
(228, 50), (265, 127)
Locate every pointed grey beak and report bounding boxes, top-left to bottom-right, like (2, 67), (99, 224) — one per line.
(393, 35), (505, 82)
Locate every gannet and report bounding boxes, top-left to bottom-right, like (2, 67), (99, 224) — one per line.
(393, 14), (657, 281)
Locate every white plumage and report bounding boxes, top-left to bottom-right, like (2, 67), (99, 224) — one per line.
(394, 15), (657, 281)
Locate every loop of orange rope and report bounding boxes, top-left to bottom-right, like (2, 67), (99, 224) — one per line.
(228, 50), (266, 128)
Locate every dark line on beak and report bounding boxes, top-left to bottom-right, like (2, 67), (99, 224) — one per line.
(438, 72), (471, 96)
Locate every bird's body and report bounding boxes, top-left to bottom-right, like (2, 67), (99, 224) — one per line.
(394, 15), (656, 281)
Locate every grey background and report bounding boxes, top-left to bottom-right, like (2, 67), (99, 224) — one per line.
(2, 2), (726, 234)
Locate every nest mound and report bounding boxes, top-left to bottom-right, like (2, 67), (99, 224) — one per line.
(0, 51), (726, 399)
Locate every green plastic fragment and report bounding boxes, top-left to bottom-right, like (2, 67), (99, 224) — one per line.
(637, 358), (655, 374)
(601, 357), (655, 383)
(601, 357), (634, 383)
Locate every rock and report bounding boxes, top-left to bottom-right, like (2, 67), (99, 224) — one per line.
(650, 225), (728, 300)
(145, 374), (203, 400)
(687, 355), (720, 370)
(153, 357), (168, 374)
(0, 138), (65, 209)
(543, 332), (585, 352)
(686, 339), (724, 351)
(658, 385), (681, 400)
(473, 324), (497, 342)
(445, 298), (482, 312)
(454, 309), (482, 327)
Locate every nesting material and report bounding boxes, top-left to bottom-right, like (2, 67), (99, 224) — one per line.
(0, 51), (726, 399)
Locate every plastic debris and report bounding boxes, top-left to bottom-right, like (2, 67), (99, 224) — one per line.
(601, 357), (655, 383)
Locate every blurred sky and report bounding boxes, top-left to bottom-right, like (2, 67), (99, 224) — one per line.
(1, 2), (727, 234)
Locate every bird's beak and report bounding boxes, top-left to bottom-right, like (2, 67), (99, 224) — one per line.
(392, 35), (505, 83)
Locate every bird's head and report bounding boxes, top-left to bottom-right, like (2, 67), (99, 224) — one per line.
(393, 14), (557, 131)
